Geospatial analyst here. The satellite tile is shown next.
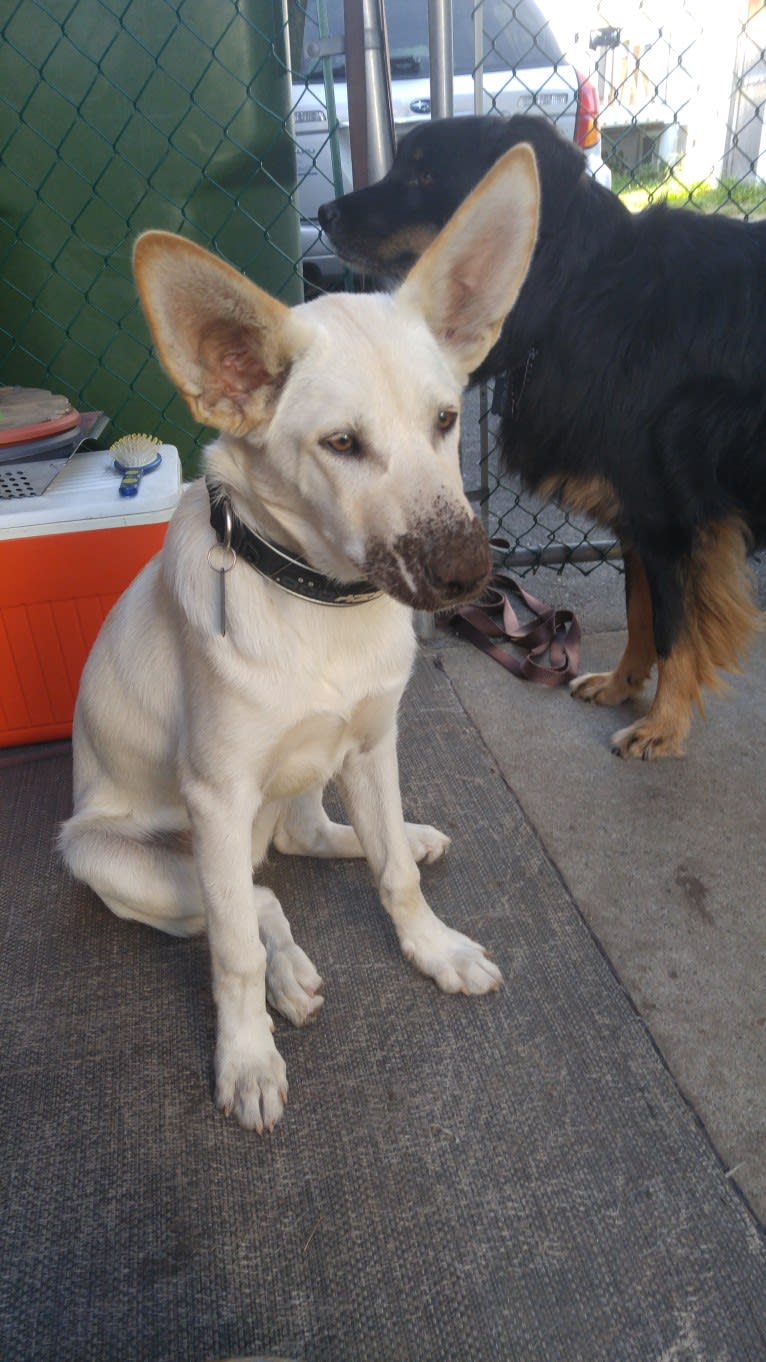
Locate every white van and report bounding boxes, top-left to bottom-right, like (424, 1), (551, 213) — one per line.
(292, 0), (611, 288)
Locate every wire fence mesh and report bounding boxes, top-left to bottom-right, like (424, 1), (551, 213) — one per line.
(1, 0), (311, 467)
(2, 1), (765, 570)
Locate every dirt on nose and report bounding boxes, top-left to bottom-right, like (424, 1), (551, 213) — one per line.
(425, 515), (492, 603)
(365, 510), (492, 612)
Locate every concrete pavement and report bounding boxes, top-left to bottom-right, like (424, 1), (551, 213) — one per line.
(429, 556), (766, 1223)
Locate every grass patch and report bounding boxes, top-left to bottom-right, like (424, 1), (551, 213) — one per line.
(613, 170), (766, 218)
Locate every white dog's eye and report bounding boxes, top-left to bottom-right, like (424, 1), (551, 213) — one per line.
(436, 407), (458, 434)
(323, 431), (359, 455)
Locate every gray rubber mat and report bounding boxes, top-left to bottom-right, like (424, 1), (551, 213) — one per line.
(1, 654), (764, 1362)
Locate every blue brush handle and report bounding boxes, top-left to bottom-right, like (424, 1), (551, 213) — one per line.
(115, 451), (162, 496)
(118, 468), (143, 497)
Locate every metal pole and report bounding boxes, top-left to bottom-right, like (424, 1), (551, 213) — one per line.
(478, 382), (489, 529)
(414, 0), (453, 641)
(429, 0), (454, 119)
(472, 6), (490, 555)
(361, 0), (395, 181)
(426, 0), (453, 650)
(344, 0), (368, 188)
(473, 0), (484, 114)
(316, 0), (344, 200)
(499, 540), (621, 569)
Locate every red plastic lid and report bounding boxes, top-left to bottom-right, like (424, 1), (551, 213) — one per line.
(0, 387), (79, 447)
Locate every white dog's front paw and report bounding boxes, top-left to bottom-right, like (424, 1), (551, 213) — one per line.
(216, 1034), (288, 1133)
(265, 939), (324, 1028)
(404, 823), (451, 864)
(400, 916), (502, 995)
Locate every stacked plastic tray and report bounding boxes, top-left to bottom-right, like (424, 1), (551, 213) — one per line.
(0, 387), (106, 497)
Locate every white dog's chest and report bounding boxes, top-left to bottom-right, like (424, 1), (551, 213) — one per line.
(261, 682), (400, 800)
(263, 711), (351, 799)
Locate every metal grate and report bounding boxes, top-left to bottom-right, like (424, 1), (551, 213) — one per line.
(0, 466), (38, 498)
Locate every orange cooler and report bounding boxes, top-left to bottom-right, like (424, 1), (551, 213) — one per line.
(0, 445), (182, 747)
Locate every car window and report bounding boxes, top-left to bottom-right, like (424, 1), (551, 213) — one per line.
(298, 0), (565, 80)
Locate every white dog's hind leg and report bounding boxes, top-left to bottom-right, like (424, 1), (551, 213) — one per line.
(59, 815), (206, 936)
(338, 734), (502, 995)
(250, 801), (324, 1025)
(273, 788), (362, 858)
(274, 786), (451, 863)
(402, 822), (452, 864)
(256, 888), (324, 1027)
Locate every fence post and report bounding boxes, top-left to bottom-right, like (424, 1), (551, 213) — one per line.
(344, 0), (395, 188)
(429, 0), (454, 119)
(235, 0), (303, 305)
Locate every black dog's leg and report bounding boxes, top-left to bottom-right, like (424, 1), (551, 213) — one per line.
(574, 377), (764, 757)
(605, 522), (758, 759)
(607, 548), (691, 759)
(571, 546), (657, 708)
(572, 542), (697, 760)
(571, 537), (718, 759)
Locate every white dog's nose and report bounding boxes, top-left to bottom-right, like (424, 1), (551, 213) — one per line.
(425, 516), (491, 604)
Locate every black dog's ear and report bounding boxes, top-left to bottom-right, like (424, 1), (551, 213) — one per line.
(478, 116), (586, 232)
(476, 117), (523, 169)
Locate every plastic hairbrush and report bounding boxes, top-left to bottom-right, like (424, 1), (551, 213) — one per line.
(111, 434), (163, 496)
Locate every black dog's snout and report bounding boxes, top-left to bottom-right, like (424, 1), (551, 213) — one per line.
(318, 200), (339, 232)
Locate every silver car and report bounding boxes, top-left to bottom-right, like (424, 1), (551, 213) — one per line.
(292, 0), (611, 289)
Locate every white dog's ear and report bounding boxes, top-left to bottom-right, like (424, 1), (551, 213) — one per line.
(396, 142), (539, 375)
(133, 231), (310, 435)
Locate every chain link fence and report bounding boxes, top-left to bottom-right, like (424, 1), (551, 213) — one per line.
(1, 0), (311, 467)
(2, 1), (765, 571)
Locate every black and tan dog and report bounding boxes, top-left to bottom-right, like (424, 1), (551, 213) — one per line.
(319, 114), (766, 759)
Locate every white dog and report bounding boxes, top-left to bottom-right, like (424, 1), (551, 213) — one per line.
(59, 144), (539, 1133)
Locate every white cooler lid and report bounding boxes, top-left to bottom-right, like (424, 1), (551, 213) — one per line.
(0, 445), (183, 540)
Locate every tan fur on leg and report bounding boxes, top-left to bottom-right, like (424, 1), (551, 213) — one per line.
(611, 649), (697, 759)
(677, 517), (761, 698)
(571, 549), (656, 706)
(611, 519), (760, 759)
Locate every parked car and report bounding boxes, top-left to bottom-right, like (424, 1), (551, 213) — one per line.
(292, 0), (611, 289)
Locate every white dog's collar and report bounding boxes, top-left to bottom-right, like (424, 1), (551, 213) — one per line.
(206, 480), (383, 607)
